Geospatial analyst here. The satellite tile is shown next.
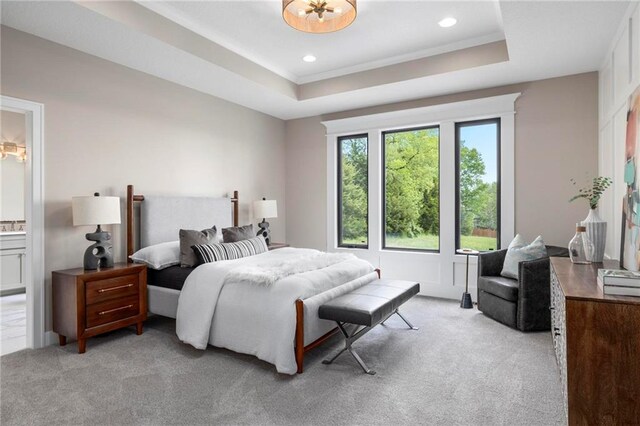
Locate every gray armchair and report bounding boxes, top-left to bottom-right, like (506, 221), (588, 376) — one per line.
(477, 246), (569, 331)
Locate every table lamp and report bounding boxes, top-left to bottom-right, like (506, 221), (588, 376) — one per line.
(253, 198), (277, 245)
(72, 193), (121, 270)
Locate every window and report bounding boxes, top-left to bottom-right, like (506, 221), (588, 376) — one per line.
(455, 119), (500, 251)
(383, 126), (440, 251)
(337, 134), (368, 248)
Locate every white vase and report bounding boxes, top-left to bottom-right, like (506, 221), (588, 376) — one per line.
(582, 208), (606, 262)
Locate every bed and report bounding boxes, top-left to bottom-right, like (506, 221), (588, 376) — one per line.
(125, 185), (378, 374)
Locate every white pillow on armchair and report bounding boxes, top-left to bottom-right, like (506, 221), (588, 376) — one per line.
(500, 234), (548, 279)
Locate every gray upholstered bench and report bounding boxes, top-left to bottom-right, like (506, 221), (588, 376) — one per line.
(318, 279), (420, 375)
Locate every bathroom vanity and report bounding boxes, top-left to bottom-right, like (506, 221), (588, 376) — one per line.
(0, 231), (26, 295)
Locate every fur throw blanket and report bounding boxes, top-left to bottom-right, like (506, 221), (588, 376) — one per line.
(224, 252), (357, 286)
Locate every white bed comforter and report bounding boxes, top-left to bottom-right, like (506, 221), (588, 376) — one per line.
(176, 247), (375, 374)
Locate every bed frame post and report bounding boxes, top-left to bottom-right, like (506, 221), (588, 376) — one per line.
(231, 190), (239, 227)
(375, 268), (381, 279)
(127, 185), (134, 262)
(295, 299), (304, 374)
(126, 184), (146, 261)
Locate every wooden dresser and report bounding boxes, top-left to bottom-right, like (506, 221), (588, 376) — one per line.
(550, 257), (640, 424)
(53, 263), (147, 353)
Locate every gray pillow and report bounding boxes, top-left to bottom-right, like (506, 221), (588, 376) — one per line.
(179, 227), (219, 267)
(222, 224), (254, 243)
(500, 234), (548, 279)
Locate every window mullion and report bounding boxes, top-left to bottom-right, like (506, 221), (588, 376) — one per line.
(369, 130), (381, 252)
(440, 121), (457, 258)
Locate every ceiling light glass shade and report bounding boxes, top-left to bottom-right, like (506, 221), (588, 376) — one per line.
(283, 0), (357, 33)
(72, 195), (121, 226)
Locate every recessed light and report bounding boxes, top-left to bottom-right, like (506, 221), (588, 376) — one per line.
(438, 17), (457, 28)
(303, 55), (317, 63)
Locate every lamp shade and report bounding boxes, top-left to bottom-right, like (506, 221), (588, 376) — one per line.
(253, 199), (278, 219)
(72, 195), (121, 226)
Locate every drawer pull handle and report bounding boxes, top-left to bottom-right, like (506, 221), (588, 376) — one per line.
(98, 305), (133, 315)
(98, 283), (134, 293)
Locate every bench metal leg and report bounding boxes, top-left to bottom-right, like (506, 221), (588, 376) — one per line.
(324, 309), (417, 375)
(381, 309), (419, 330)
(349, 347), (376, 376)
(322, 322), (376, 375)
(348, 347), (375, 375)
(396, 309), (419, 330)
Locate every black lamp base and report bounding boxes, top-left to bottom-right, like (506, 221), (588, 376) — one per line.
(257, 219), (271, 246)
(460, 292), (473, 309)
(83, 225), (113, 270)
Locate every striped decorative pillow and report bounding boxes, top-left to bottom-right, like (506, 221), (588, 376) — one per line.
(192, 236), (268, 264)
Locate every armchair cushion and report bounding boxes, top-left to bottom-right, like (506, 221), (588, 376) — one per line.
(501, 235), (547, 279)
(478, 249), (507, 277)
(478, 276), (519, 302)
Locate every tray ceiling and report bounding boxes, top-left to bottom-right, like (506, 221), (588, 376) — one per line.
(0, 1), (631, 119)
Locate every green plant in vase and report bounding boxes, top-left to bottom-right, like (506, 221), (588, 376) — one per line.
(569, 176), (612, 209)
(569, 176), (612, 263)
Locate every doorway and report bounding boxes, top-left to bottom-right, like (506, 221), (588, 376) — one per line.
(0, 109), (27, 354)
(0, 95), (45, 354)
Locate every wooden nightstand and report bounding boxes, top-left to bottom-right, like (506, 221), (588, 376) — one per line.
(268, 242), (290, 250)
(52, 263), (147, 353)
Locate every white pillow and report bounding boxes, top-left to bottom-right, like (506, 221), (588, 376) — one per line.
(500, 234), (547, 279)
(129, 241), (180, 270)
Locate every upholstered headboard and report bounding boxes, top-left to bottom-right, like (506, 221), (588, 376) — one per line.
(126, 185), (239, 259)
(140, 196), (232, 247)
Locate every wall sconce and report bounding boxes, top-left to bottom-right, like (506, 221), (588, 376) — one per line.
(1, 142), (27, 162)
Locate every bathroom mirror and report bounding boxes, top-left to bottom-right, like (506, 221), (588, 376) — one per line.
(1, 110), (26, 229)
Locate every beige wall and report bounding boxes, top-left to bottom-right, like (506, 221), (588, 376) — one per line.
(1, 26), (286, 329)
(1, 110), (26, 221)
(285, 72), (599, 250)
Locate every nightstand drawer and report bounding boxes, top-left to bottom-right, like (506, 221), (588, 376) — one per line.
(86, 295), (140, 328)
(86, 274), (139, 305)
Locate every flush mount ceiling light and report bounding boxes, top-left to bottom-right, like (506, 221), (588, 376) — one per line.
(303, 54), (317, 62)
(438, 17), (457, 28)
(283, 0), (357, 34)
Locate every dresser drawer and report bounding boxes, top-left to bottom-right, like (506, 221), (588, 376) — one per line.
(86, 295), (139, 328)
(85, 274), (139, 305)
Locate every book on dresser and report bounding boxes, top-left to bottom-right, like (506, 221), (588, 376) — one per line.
(597, 268), (640, 297)
(598, 268), (640, 285)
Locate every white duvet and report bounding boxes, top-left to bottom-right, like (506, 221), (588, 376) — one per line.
(176, 247), (375, 374)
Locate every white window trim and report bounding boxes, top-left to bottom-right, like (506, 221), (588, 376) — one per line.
(323, 93), (519, 298)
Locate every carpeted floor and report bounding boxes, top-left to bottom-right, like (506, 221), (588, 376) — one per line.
(0, 297), (564, 425)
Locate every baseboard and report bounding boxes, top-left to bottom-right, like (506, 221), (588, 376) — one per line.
(0, 287), (26, 297)
(43, 331), (57, 347)
(418, 286), (479, 301)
